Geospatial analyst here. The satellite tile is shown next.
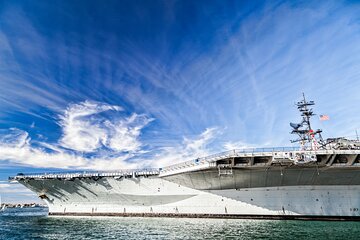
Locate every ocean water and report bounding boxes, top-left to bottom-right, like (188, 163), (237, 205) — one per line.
(1, 208), (360, 239)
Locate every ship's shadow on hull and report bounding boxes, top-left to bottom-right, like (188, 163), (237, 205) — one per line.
(20, 177), (197, 207)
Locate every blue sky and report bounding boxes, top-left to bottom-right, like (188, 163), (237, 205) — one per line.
(0, 0), (360, 202)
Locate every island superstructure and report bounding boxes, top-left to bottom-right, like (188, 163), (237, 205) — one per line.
(10, 95), (360, 220)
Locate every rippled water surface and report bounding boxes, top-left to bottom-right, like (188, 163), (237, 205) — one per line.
(1, 208), (360, 239)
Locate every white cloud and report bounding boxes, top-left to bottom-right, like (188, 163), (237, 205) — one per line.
(59, 101), (153, 154)
(150, 127), (221, 168)
(0, 128), (29, 148)
(223, 140), (274, 151)
(59, 101), (122, 152)
(223, 140), (258, 151)
(0, 183), (32, 194)
(183, 128), (219, 155)
(85, 155), (138, 170)
(105, 113), (154, 152)
(0, 182), (42, 204)
(0, 128), (134, 169)
(0, 129), (86, 168)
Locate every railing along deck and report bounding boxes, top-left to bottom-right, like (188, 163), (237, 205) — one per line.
(9, 168), (159, 181)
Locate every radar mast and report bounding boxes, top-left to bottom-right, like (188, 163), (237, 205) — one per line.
(290, 93), (323, 150)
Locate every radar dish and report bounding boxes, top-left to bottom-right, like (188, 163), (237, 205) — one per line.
(290, 122), (302, 129)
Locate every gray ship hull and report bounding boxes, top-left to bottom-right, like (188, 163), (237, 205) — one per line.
(14, 149), (360, 220)
(18, 176), (360, 220)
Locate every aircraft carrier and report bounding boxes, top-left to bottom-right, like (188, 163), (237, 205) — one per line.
(9, 95), (360, 220)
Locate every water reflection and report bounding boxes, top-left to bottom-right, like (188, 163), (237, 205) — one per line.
(1, 209), (360, 239)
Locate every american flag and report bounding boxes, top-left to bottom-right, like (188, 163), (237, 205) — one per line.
(319, 114), (329, 121)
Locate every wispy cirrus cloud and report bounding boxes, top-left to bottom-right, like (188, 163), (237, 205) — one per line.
(1, 1), (360, 150)
(150, 127), (222, 168)
(1, 1), (360, 174)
